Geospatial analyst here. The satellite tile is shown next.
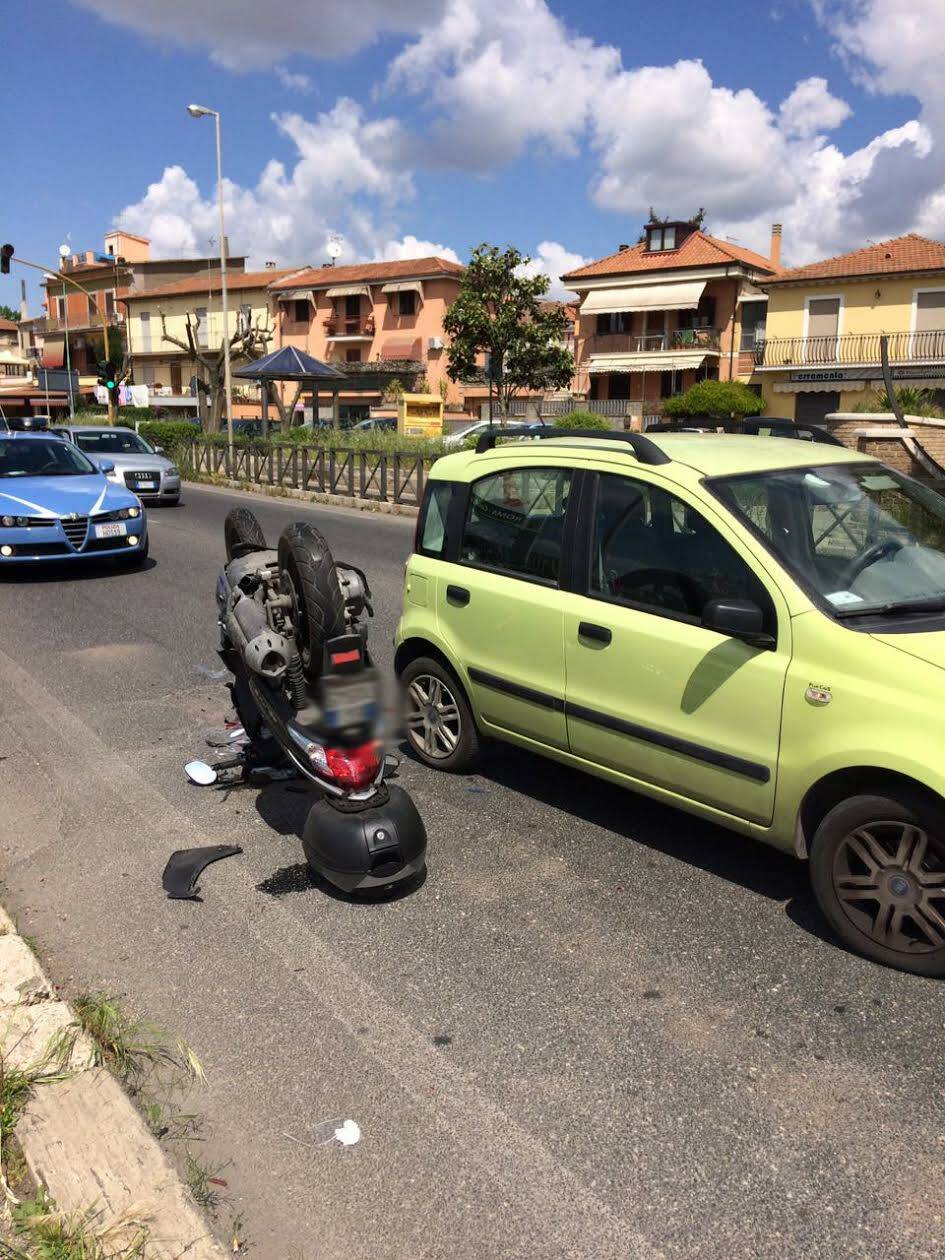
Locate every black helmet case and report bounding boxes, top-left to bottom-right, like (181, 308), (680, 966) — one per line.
(302, 786), (427, 893)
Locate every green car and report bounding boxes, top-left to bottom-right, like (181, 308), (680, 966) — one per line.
(395, 429), (945, 976)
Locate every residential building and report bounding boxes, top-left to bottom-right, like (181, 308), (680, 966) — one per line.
(0, 317), (18, 353)
(39, 231), (247, 387)
(123, 266), (293, 400)
(270, 257), (465, 421)
(753, 234), (945, 423)
(561, 218), (781, 420)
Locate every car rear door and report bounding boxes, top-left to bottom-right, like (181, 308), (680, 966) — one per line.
(561, 470), (792, 825)
(435, 459), (578, 752)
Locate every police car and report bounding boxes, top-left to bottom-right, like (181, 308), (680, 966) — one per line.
(0, 418), (148, 565)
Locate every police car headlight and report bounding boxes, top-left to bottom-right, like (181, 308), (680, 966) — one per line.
(128, 506), (140, 518)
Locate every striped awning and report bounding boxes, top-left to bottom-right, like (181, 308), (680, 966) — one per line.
(381, 337), (422, 360)
(582, 280), (706, 315)
(588, 352), (707, 374)
(275, 289), (314, 302)
(381, 280), (424, 299)
(41, 337), (65, 369)
(325, 285), (372, 300)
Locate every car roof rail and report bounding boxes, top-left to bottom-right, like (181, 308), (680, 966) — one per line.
(473, 425), (671, 466)
(646, 417), (845, 448)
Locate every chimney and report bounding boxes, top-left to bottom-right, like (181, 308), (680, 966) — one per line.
(618, 243), (630, 252)
(19, 279), (28, 322)
(769, 223), (782, 267)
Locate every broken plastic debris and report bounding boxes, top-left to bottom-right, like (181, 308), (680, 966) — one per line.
(162, 845), (242, 900)
(334, 1119), (361, 1146)
(196, 664), (229, 681)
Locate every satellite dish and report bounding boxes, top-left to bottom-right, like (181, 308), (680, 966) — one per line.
(58, 244), (71, 259)
(326, 238), (343, 260)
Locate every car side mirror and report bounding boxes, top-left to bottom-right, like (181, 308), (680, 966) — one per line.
(702, 598), (774, 649)
(99, 458), (115, 473)
(153, 445), (165, 454)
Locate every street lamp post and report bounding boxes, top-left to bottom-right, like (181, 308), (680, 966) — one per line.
(187, 103), (233, 464)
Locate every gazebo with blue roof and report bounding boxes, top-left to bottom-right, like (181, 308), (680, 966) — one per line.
(233, 345), (347, 435)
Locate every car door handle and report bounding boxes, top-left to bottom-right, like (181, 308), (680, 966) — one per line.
(447, 584), (470, 607)
(578, 621), (612, 646)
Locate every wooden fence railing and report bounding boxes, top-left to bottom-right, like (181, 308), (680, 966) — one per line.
(186, 442), (435, 506)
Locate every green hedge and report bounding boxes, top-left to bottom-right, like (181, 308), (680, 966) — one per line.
(136, 420), (202, 451)
(553, 410), (610, 430)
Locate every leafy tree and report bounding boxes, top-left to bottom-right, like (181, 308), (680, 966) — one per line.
(443, 244), (575, 419)
(662, 379), (763, 420)
(382, 378), (406, 404)
(0, 303), (19, 323)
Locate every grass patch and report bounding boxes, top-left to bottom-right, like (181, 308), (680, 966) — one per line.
(13, 1189), (148, 1258)
(1, 1051), (72, 1210)
(67, 994), (204, 1096)
(183, 1151), (226, 1215)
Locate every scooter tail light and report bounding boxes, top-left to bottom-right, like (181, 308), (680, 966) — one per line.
(324, 740), (382, 790)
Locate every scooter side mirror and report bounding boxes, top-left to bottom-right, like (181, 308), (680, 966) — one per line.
(184, 760), (219, 786)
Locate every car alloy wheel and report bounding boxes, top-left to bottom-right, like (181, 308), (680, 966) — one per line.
(405, 673), (462, 760)
(833, 820), (945, 953)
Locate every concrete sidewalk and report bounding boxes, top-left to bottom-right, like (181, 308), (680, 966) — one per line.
(0, 904), (228, 1259)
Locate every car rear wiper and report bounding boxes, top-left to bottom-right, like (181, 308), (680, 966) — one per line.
(834, 596), (945, 618)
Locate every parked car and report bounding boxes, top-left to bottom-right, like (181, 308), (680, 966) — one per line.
(0, 430), (148, 566)
(396, 426), (945, 975)
(351, 416), (397, 433)
(52, 425), (181, 505)
(442, 420), (541, 449)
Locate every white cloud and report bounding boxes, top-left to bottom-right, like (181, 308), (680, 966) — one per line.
(516, 241), (590, 300)
(373, 235), (461, 263)
(778, 76), (851, 137)
(275, 66), (313, 93)
(115, 99), (417, 267)
(385, 0), (620, 169)
(75, 0), (444, 69)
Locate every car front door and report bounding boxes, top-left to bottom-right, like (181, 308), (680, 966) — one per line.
(561, 470), (792, 825)
(436, 461), (575, 752)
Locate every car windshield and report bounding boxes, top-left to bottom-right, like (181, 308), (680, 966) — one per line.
(74, 430), (152, 455)
(713, 462), (945, 618)
(0, 438), (97, 478)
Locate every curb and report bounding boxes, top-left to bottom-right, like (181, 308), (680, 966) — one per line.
(0, 906), (229, 1259)
(183, 474), (421, 518)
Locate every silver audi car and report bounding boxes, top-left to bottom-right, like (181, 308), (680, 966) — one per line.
(52, 425), (182, 505)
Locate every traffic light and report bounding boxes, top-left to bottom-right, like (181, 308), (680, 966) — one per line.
(97, 360), (118, 392)
(0, 244), (13, 275)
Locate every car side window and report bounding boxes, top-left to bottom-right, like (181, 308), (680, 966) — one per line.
(417, 481), (451, 557)
(590, 472), (774, 628)
(461, 466), (572, 584)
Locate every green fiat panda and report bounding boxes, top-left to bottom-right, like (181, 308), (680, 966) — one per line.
(395, 427), (945, 975)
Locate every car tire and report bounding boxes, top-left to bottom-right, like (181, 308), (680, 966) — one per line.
(809, 791), (945, 976)
(401, 656), (480, 772)
(277, 522), (348, 680)
(224, 507), (267, 561)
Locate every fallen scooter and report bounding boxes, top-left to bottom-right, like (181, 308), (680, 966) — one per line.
(185, 507), (427, 894)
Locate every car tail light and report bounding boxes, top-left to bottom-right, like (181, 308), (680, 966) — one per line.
(324, 740), (382, 790)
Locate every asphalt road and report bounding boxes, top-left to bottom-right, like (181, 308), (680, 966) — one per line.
(1, 483), (944, 1260)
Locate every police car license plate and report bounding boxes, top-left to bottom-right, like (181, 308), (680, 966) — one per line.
(94, 522), (126, 539)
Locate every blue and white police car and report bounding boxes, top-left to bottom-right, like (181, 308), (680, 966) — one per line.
(0, 420), (148, 566)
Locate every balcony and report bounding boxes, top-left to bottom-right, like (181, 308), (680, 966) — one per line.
(324, 317), (375, 340)
(585, 328), (722, 356)
(44, 311), (124, 335)
(754, 329), (945, 369)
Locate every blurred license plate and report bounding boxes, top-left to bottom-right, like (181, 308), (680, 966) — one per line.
(136, 480), (157, 490)
(94, 522), (126, 539)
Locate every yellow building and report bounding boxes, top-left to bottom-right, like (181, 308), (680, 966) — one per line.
(754, 234), (945, 423)
(123, 267), (292, 396)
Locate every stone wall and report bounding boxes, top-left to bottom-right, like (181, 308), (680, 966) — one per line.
(822, 412), (945, 477)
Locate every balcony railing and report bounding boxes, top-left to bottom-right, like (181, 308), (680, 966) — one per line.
(587, 328), (721, 355)
(44, 311), (124, 334)
(754, 329), (945, 368)
(324, 317), (375, 339)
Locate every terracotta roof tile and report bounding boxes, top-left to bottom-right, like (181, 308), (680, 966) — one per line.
(0, 317), (18, 331)
(561, 230), (780, 282)
(269, 256), (465, 290)
(765, 233), (945, 284)
(125, 268), (294, 300)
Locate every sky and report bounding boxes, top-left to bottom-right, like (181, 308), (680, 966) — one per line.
(3, 0), (944, 314)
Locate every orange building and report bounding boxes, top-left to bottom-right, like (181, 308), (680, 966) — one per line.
(562, 218), (782, 422)
(269, 257), (465, 421)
